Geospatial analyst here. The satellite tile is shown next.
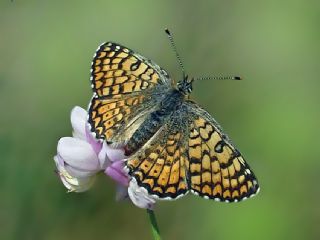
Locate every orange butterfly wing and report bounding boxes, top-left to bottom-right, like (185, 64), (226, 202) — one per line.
(185, 101), (260, 202)
(88, 42), (172, 143)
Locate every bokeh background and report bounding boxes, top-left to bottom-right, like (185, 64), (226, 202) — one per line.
(1, 0), (319, 239)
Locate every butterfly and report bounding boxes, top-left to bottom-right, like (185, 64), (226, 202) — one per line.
(88, 30), (259, 202)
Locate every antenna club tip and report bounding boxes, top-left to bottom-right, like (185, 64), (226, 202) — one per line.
(165, 28), (171, 35)
(235, 76), (242, 80)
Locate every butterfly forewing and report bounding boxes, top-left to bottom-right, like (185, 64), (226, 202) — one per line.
(89, 42), (172, 143)
(90, 42), (171, 97)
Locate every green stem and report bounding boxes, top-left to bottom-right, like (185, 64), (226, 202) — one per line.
(147, 209), (162, 240)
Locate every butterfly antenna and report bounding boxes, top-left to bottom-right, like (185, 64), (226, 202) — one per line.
(165, 28), (186, 78)
(195, 76), (242, 81)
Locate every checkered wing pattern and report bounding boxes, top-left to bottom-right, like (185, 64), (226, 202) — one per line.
(126, 122), (189, 199)
(186, 101), (260, 202)
(88, 42), (171, 143)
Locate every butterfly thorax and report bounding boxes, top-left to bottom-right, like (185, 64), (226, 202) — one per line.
(125, 89), (185, 155)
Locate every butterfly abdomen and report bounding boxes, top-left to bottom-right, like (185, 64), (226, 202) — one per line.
(125, 110), (167, 155)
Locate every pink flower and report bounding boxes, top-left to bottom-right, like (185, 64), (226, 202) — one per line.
(54, 106), (156, 209)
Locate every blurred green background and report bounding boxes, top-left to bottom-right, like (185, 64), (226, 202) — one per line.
(1, 0), (319, 239)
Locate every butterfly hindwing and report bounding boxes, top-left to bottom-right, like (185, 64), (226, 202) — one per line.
(185, 101), (259, 202)
(126, 119), (189, 199)
(88, 42), (172, 143)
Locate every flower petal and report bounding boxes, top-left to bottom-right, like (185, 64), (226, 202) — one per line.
(128, 179), (156, 209)
(98, 142), (110, 169)
(55, 154), (95, 178)
(54, 156), (96, 192)
(104, 143), (126, 162)
(85, 126), (102, 155)
(71, 106), (87, 140)
(98, 142), (126, 169)
(61, 173), (95, 193)
(64, 165), (96, 178)
(57, 137), (99, 171)
(54, 153), (65, 167)
(105, 160), (129, 186)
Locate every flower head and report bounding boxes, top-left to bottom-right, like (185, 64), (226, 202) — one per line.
(54, 106), (157, 209)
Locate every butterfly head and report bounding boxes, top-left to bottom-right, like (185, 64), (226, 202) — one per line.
(177, 75), (193, 95)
